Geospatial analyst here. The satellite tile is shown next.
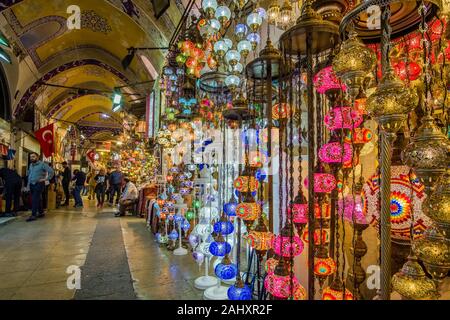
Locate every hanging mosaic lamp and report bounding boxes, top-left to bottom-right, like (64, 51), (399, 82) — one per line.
(225, 49), (241, 66)
(392, 254), (438, 300)
(237, 39), (252, 59)
(322, 276), (354, 300)
(421, 171), (449, 230)
(402, 115), (450, 192)
(228, 277), (252, 300)
(318, 142), (353, 164)
(202, 0), (218, 18)
(209, 234), (232, 257)
(234, 166), (258, 193)
(304, 173), (337, 193)
(247, 33), (260, 50)
(215, 5), (231, 26)
(337, 195), (367, 225)
(313, 65), (347, 95)
(213, 215), (235, 235)
(272, 224), (304, 258)
(247, 215), (274, 260)
(324, 106), (363, 131)
(214, 40), (228, 58)
(332, 30), (376, 98)
(264, 260), (306, 300)
(225, 74), (241, 90)
(235, 23), (248, 39)
(246, 11), (263, 32)
(215, 254), (238, 280)
(236, 193), (260, 229)
(314, 246), (337, 288)
(223, 197), (237, 216)
(272, 103), (292, 120)
(289, 190), (308, 235)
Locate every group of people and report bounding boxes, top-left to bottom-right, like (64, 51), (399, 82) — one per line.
(0, 153), (139, 221)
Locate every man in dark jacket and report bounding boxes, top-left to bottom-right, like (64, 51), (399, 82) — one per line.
(108, 168), (123, 205)
(61, 161), (71, 206)
(0, 167), (22, 217)
(72, 169), (86, 208)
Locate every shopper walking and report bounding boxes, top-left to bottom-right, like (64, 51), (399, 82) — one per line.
(26, 152), (54, 222)
(108, 167), (123, 206)
(94, 168), (108, 208)
(61, 161), (71, 206)
(115, 177), (138, 217)
(87, 171), (97, 200)
(0, 167), (22, 217)
(72, 169), (86, 208)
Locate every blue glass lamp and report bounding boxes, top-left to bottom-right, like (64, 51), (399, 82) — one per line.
(213, 218), (234, 235)
(209, 235), (232, 257)
(215, 255), (238, 280)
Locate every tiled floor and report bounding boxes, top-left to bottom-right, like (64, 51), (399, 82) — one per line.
(0, 199), (205, 300)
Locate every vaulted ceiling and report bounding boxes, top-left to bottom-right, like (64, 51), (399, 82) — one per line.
(1, 0), (182, 140)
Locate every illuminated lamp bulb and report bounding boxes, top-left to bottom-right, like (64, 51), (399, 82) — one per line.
(247, 216), (274, 260)
(318, 142), (353, 164)
(223, 198), (237, 217)
(225, 74), (240, 90)
(246, 12), (262, 32)
(314, 247), (337, 288)
(237, 39), (251, 59)
(322, 277), (354, 300)
(213, 216), (235, 235)
(228, 278), (252, 300)
(304, 173), (337, 193)
(214, 40), (228, 57)
(324, 106), (363, 131)
(209, 234), (232, 257)
(233, 167), (259, 192)
(272, 103), (292, 119)
(202, 0), (218, 18)
(337, 195), (367, 225)
(267, 0), (280, 25)
(235, 23), (248, 39)
(247, 33), (260, 50)
(235, 194), (260, 228)
(215, 254), (237, 280)
(313, 66), (347, 94)
(394, 60), (421, 81)
(225, 49), (241, 66)
(272, 224), (304, 257)
(215, 5), (231, 25)
(229, 62), (243, 75)
(209, 19), (221, 33)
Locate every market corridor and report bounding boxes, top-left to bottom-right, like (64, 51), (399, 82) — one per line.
(0, 202), (203, 300)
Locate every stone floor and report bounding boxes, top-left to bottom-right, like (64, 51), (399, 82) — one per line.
(0, 199), (204, 300)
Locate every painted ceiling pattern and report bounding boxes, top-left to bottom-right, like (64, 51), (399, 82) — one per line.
(0, 0), (181, 140)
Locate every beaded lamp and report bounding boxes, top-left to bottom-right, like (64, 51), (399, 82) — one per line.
(324, 106), (363, 131)
(318, 142), (353, 164)
(215, 254), (238, 280)
(227, 277), (252, 300)
(271, 224), (304, 258)
(322, 276), (354, 300)
(213, 216), (235, 235)
(247, 215), (274, 260)
(313, 65), (347, 94)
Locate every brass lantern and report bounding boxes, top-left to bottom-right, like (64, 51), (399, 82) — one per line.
(402, 115), (450, 192)
(392, 254), (438, 300)
(332, 30), (376, 98)
(421, 171), (450, 232)
(366, 67), (418, 132)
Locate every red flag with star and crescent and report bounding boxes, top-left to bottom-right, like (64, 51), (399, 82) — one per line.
(35, 123), (55, 157)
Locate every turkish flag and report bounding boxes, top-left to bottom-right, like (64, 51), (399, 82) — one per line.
(35, 123), (55, 157)
(86, 149), (96, 163)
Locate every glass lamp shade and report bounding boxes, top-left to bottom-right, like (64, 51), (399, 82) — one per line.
(188, 234), (200, 247)
(209, 239), (232, 256)
(236, 201), (260, 221)
(324, 106), (363, 131)
(267, 1), (280, 25)
(304, 173), (337, 193)
(223, 201), (237, 216)
(202, 0), (218, 17)
(337, 195), (367, 224)
(215, 5), (231, 25)
(234, 176), (258, 193)
(265, 258), (292, 274)
(223, 38), (233, 50)
(272, 233), (304, 257)
(225, 49), (241, 66)
(279, 0), (293, 28)
(313, 66), (347, 94)
(192, 251), (205, 264)
(247, 33), (260, 49)
(318, 142), (353, 163)
(314, 256), (337, 278)
(214, 40), (228, 57)
(174, 214), (184, 224)
(344, 128), (373, 145)
(225, 74), (241, 89)
(237, 39), (251, 58)
(235, 23), (248, 39)
(181, 220), (191, 231)
(213, 220), (235, 235)
(246, 12), (263, 32)
(229, 62), (243, 75)
(209, 19), (221, 32)
(256, 7), (267, 19)
(168, 229), (179, 241)
(215, 261), (238, 280)
(264, 273), (306, 299)
(322, 286), (354, 300)
(228, 283), (252, 300)
(247, 230), (274, 252)
(256, 168), (267, 182)
(272, 103), (292, 119)
(199, 242), (213, 257)
(302, 227), (330, 245)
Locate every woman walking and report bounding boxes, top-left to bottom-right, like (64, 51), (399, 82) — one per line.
(94, 168), (108, 208)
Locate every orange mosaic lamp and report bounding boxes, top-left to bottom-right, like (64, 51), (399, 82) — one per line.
(236, 194), (260, 229)
(322, 277), (354, 300)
